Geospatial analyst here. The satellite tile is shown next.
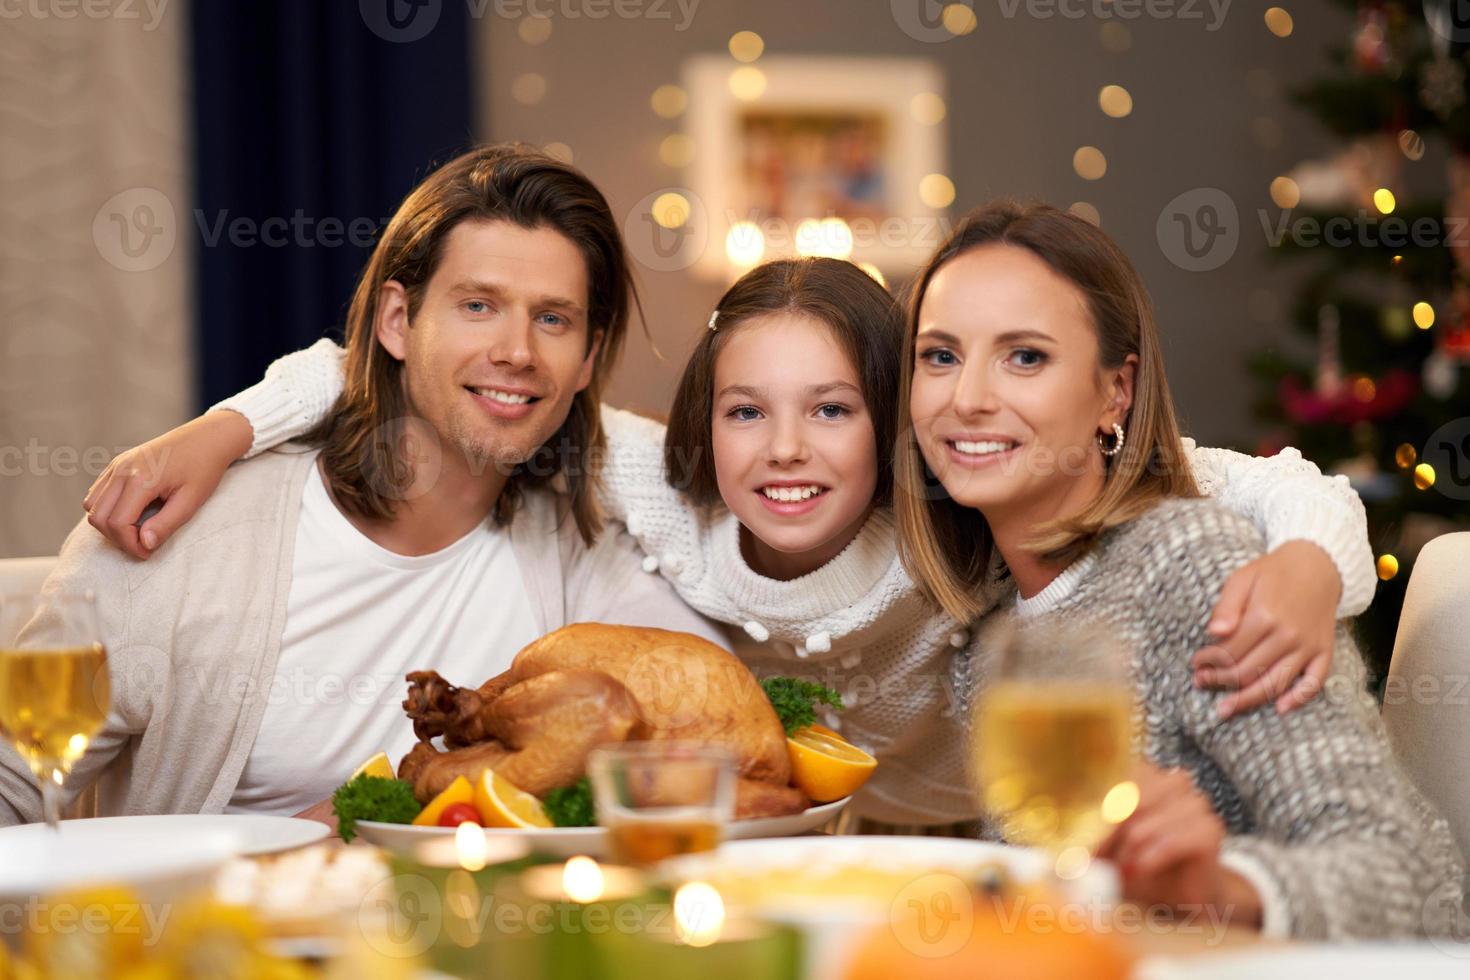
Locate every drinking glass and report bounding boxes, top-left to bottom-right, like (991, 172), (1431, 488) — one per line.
(972, 617), (1138, 879)
(0, 592), (110, 829)
(587, 742), (736, 865)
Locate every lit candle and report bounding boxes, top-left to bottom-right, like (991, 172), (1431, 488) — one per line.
(411, 826), (529, 870)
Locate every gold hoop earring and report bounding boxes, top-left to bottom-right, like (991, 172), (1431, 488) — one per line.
(1099, 422), (1125, 458)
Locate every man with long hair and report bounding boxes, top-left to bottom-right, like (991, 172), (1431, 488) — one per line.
(0, 145), (721, 824)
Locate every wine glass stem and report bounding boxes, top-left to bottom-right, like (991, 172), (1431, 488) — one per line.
(39, 771), (62, 830)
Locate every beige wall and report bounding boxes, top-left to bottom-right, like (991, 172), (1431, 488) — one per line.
(478, 3), (1349, 437)
(0, 5), (193, 558)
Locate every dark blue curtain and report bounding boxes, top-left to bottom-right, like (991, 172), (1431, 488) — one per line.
(190, 1), (475, 409)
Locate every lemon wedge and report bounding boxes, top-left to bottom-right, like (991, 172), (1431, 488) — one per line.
(350, 751), (396, 782)
(412, 775), (475, 827)
(474, 770), (553, 829)
(787, 726), (877, 803)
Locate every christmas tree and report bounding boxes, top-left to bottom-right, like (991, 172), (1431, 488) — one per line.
(1249, 0), (1470, 673)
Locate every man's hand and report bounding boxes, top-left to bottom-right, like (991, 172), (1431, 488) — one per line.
(1193, 541), (1340, 719)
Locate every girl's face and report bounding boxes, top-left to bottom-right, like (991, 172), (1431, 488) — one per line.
(909, 244), (1133, 528)
(712, 314), (879, 581)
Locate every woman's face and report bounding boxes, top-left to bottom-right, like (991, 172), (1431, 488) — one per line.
(711, 313), (879, 580)
(909, 244), (1133, 526)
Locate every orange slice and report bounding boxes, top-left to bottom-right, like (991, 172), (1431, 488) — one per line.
(474, 770), (553, 829)
(350, 751), (395, 782)
(412, 774), (475, 827)
(787, 726), (877, 803)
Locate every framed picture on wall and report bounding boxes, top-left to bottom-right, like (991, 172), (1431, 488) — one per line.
(680, 54), (948, 282)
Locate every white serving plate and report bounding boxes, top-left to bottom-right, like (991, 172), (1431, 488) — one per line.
(0, 813), (330, 859)
(354, 795), (850, 857)
(0, 824), (240, 906)
(1138, 945), (1470, 980)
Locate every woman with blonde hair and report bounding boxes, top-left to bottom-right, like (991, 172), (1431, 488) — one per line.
(897, 199), (1463, 938)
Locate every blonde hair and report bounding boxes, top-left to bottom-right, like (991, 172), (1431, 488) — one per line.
(895, 200), (1199, 623)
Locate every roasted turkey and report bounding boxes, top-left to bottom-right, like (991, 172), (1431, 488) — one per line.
(396, 623), (809, 820)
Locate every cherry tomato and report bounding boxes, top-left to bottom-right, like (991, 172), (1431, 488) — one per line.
(437, 802), (482, 828)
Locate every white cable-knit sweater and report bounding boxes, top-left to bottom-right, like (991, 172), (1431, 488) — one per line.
(215, 339), (1378, 824)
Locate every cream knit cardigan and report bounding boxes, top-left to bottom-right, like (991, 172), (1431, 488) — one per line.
(215, 340), (1377, 824)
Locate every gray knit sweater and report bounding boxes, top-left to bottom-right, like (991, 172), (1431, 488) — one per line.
(989, 497), (1466, 941)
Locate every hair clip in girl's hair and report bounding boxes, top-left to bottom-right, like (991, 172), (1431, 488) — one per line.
(707, 310), (720, 331)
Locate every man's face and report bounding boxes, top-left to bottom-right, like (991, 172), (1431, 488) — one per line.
(377, 219), (602, 473)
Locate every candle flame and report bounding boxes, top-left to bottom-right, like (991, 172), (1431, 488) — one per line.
(454, 821), (487, 871)
(563, 855), (605, 903)
(674, 881), (725, 947)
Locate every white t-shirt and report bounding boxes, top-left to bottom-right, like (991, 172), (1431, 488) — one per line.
(226, 466), (540, 816)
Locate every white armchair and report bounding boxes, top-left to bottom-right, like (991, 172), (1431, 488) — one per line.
(1384, 532), (1470, 863)
(0, 556), (56, 597)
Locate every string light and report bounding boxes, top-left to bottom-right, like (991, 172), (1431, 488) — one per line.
(1398, 129), (1425, 161)
(1376, 555), (1399, 581)
(919, 174), (956, 209)
(543, 142), (573, 163)
(942, 3), (977, 36)
(651, 192), (691, 230)
(857, 262), (887, 288)
(1264, 7), (1294, 37)
(1373, 188), (1397, 214)
(651, 85), (688, 118)
(518, 15), (552, 45)
(1098, 85), (1133, 118)
(1395, 444), (1417, 469)
(728, 30), (764, 62)
(728, 67), (767, 101)
(725, 222), (765, 267)
(1270, 176), (1300, 209)
(511, 73), (547, 106)
(1414, 463), (1436, 490)
(1069, 202), (1101, 226)
(1413, 301), (1435, 329)
(659, 134), (695, 168)
(910, 92), (947, 126)
(1073, 146), (1107, 181)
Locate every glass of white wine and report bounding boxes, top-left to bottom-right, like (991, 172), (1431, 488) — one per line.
(0, 592), (110, 830)
(973, 617), (1139, 880)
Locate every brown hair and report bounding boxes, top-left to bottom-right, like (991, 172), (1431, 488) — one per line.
(664, 258), (903, 507)
(304, 142), (637, 545)
(895, 200), (1199, 623)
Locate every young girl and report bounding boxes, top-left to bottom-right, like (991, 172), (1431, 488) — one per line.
(897, 200), (1462, 936)
(87, 258), (1375, 831)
